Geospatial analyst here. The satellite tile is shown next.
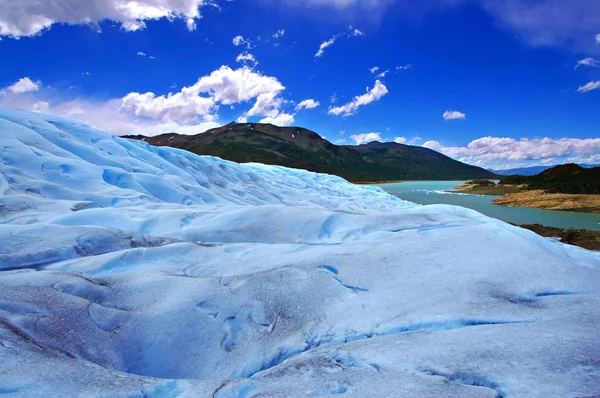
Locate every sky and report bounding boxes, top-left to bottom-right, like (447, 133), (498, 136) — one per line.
(1, 0), (599, 170)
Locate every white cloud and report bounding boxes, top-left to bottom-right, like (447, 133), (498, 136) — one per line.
(349, 132), (381, 145)
(328, 80), (388, 116)
(394, 136), (421, 145)
(236, 52), (258, 66)
(0, 64), (296, 135)
(369, 66), (379, 74)
(577, 81), (600, 93)
(260, 113), (295, 126)
(396, 64), (412, 71)
(575, 58), (599, 69)
(32, 101), (50, 113)
(334, 138), (347, 144)
(351, 28), (364, 36)
(272, 29), (285, 39)
(295, 99), (320, 111)
(232, 35), (251, 48)
(120, 65), (287, 125)
(376, 70), (389, 78)
(443, 110), (466, 120)
(596, 33), (600, 44)
(423, 136), (600, 168)
(3, 95), (220, 136)
(137, 51), (147, 56)
(120, 91), (217, 124)
(315, 38), (336, 57)
(314, 25), (364, 58)
(0, 0), (209, 38)
(3, 77), (42, 94)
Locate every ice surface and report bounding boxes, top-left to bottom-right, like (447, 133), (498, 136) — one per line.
(1, 106), (600, 397)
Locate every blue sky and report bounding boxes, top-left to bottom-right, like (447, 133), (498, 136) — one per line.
(1, 0), (599, 169)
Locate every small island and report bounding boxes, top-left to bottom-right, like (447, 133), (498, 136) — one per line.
(455, 164), (600, 213)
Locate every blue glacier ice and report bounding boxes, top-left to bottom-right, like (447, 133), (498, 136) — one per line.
(1, 106), (599, 397)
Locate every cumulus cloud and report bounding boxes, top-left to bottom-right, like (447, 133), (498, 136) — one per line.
(236, 52), (258, 66)
(295, 99), (320, 111)
(0, 64), (295, 136)
(272, 29), (285, 39)
(577, 81), (600, 93)
(376, 70), (389, 79)
(423, 136), (600, 168)
(0, 0), (209, 38)
(120, 91), (217, 124)
(394, 136), (421, 145)
(328, 80), (388, 116)
(575, 58), (599, 69)
(3, 77), (42, 94)
(314, 26), (364, 58)
(369, 66), (380, 74)
(443, 110), (466, 120)
(120, 65), (288, 125)
(259, 113), (295, 126)
(349, 132), (382, 145)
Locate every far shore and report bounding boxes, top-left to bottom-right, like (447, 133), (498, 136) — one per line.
(354, 180), (404, 185)
(456, 183), (600, 214)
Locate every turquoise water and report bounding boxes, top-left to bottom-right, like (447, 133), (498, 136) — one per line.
(378, 181), (600, 231)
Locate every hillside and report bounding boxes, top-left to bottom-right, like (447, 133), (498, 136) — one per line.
(125, 122), (497, 182)
(500, 164), (600, 194)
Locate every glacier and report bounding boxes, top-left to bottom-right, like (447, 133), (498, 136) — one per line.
(1, 106), (599, 397)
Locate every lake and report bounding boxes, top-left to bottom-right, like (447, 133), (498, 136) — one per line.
(378, 181), (600, 231)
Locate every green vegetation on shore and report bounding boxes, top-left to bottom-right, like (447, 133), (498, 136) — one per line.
(500, 164), (600, 194)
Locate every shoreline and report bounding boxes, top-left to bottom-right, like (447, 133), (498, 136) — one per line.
(455, 183), (600, 214)
(514, 224), (600, 251)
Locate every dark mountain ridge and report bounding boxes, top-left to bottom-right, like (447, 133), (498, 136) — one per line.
(125, 122), (497, 182)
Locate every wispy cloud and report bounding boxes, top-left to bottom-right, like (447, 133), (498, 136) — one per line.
(577, 81), (600, 93)
(315, 26), (364, 58)
(328, 80), (388, 116)
(575, 58), (599, 69)
(295, 99), (320, 111)
(236, 52), (258, 66)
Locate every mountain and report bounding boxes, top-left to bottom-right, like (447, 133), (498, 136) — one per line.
(125, 122), (497, 182)
(491, 163), (600, 176)
(500, 164), (600, 194)
(2, 107), (600, 396)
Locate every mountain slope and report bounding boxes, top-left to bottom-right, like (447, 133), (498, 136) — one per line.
(126, 122), (497, 182)
(2, 107), (600, 397)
